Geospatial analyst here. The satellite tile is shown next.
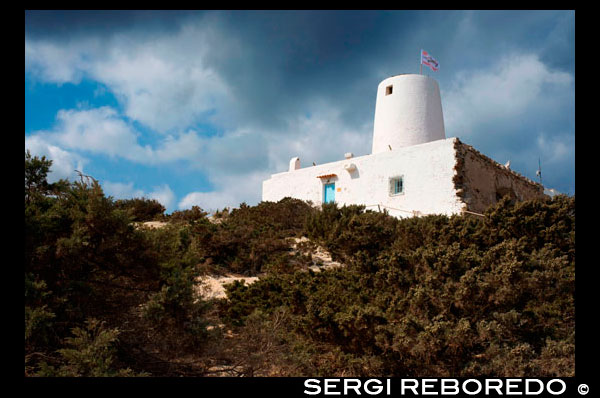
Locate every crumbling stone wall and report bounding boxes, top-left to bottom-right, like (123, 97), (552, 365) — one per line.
(453, 139), (546, 214)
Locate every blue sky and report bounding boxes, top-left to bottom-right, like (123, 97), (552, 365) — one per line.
(25, 10), (575, 213)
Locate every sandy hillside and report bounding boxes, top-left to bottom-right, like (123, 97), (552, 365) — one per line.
(196, 236), (343, 300)
(140, 221), (169, 229)
(135, 218), (343, 300)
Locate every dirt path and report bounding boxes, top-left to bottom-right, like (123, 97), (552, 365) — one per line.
(196, 274), (260, 300)
(140, 221), (169, 229)
(292, 236), (343, 272)
(195, 237), (343, 300)
(134, 220), (342, 300)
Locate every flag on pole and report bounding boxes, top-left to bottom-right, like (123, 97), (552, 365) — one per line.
(421, 49), (439, 72)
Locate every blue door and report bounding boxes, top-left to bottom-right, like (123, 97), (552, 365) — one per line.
(324, 183), (335, 203)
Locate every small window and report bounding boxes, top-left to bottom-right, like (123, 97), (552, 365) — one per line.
(389, 176), (404, 196)
(385, 85), (393, 95)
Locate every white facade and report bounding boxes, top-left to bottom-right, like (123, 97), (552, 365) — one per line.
(262, 137), (464, 218)
(261, 73), (543, 217)
(262, 73), (458, 218)
(372, 74), (445, 153)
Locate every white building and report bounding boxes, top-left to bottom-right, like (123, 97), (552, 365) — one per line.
(262, 74), (546, 218)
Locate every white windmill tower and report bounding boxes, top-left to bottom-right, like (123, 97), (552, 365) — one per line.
(371, 74), (446, 154)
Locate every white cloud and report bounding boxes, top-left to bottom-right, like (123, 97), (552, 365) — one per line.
(27, 100), (371, 210)
(178, 170), (266, 212)
(103, 180), (175, 209)
(27, 106), (211, 167)
(25, 135), (86, 182)
(52, 106), (152, 161)
(266, 102), (372, 172)
(26, 17), (374, 208)
(443, 53), (573, 138)
(153, 130), (206, 164)
(25, 38), (97, 84)
(102, 181), (146, 199)
(148, 184), (176, 209)
(536, 132), (574, 165)
(178, 190), (237, 212)
(26, 22), (233, 133)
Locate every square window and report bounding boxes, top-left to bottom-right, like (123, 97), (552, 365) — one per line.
(389, 176), (404, 195)
(385, 85), (393, 95)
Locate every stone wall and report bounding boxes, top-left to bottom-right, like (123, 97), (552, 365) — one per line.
(453, 139), (546, 214)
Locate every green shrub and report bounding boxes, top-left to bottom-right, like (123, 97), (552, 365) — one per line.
(24, 149), (575, 377)
(169, 205), (209, 223)
(221, 196), (575, 376)
(24, 152), (207, 376)
(191, 198), (316, 276)
(36, 318), (141, 377)
(114, 197), (166, 222)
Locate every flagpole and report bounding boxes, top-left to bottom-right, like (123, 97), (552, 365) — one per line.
(419, 49), (422, 74)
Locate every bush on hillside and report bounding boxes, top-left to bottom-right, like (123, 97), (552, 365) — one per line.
(24, 149), (575, 377)
(25, 152), (210, 376)
(221, 195), (575, 377)
(169, 206), (209, 224)
(114, 197), (166, 222)
(191, 198), (317, 276)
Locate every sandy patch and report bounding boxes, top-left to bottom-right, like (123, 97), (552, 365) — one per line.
(195, 237), (344, 300)
(290, 236), (343, 272)
(196, 274), (261, 300)
(140, 221), (169, 229)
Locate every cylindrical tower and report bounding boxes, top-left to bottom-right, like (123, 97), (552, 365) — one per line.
(371, 74), (445, 154)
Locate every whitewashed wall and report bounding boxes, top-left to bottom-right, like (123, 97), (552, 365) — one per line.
(372, 74), (445, 154)
(262, 137), (464, 218)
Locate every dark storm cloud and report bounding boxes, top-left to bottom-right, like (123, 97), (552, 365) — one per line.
(25, 10), (201, 39)
(170, 10), (457, 131)
(197, 10), (575, 133)
(26, 10), (400, 130)
(196, 10), (402, 130)
(26, 10), (574, 133)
